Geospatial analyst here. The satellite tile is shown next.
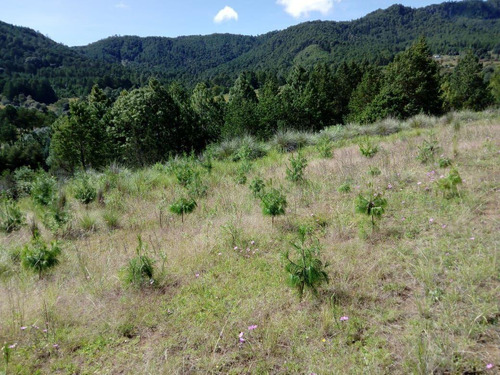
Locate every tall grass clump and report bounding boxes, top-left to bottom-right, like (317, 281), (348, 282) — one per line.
(0, 199), (24, 233)
(209, 136), (267, 161)
(272, 130), (314, 153)
(21, 234), (62, 279)
(122, 236), (155, 288)
(286, 152), (308, 183)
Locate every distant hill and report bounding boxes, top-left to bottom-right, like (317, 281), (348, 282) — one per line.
(1, 0), (500, 99)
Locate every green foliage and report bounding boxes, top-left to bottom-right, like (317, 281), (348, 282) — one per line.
(21, 237), (62, 279)
(442, 50), (494, 111)
(0, 199), (24, 233)
(249, 177), (265, 198)
(13, 166), (36, 197)
(73, 174), (97, 205)
(260, 188), (287, 226)
(417, 138), (441, 164)
(31, 172), (56, 206)
(123, 236), (155, 288)
(282, 227), (329, 300)
(359, 138), (379, 158)
(187, 173), (208, 198)
(490, 66), (500, 104)
(174, 163), (195, 187)
(102, 210), (120, 230)
(169, 197), (197, 223)
(337, 182), (352, 193)
(286, 152), (308, 183)
(316, 137), (334, 158)
(436, 168), (462, 198)
(355, 192), (387, 228)
(438, 157), (452, 168)
(235, 161), (252, 185)
(368, 166), (382, 176)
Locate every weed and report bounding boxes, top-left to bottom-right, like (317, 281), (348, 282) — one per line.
(0, 199), (24, 233)
(417, 136), (440, 164)
(73, 174), (97, 205)
(123, 236), (155, 288)
(21, 236), (62, 279)
(359, 138), (379, 158)
(436, 168), (462, 198)
(368, 166), (381, 177)
(249, 177), (265, 198)
(337, 182), (352, 193)
(286, 152), (308, 183)
(316, 137), (334, 158)
(355, 192), (387, 228)
(438, 157), (452, 168)
(31, 172), (56, 206)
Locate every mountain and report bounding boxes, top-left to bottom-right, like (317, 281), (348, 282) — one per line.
(1, 0), (500, 100)
(75, 0), (500, 83)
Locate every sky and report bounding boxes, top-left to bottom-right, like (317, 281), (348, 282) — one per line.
(1, 0), (447, 46)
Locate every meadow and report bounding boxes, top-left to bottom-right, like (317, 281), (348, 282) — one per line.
(0, 110), (499, 374)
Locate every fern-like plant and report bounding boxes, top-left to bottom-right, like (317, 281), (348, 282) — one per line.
(21, 236), (61, 279)
(0, 199), (24, 233)
(260, 188), (287, 227)
(283, 227), (329, 300)
(355, 192), (387, 228)
(286, 152), (308, 183)
(436, 168), (462, 198)
(169, 197), (197, 223)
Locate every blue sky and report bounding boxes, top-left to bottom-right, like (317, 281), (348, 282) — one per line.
(2, 0), (446, 46)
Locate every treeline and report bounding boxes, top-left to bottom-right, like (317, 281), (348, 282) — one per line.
(1, 38), (499, 175)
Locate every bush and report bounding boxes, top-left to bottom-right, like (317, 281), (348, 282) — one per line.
(123, 236), (155, 288)
(31, 172), (56, 206)
(283, 226), (329, 300)
(13, 166), (36, 197)
(286, 152), (308, 183)
(359, 138), (379, 158)
(21, 237), (62, 279)
(169, 197), (197, 223)
(260, 188), (287, 226)
(355, 192), (387, 228)
(0, 199), (24, 233)
(249, 177), (265, 198)
(272, 131), (314, 153)
(73, 174), (97, 205)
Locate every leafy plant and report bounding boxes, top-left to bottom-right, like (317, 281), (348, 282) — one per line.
(123, 236), (155, 288)
(368, 166), (381, 176)
(0, 199), (24, 233)
(249, 177), (265, 198)
(235, 160), (252, 185)
(355, 192), (387, 228)
(174, 163), (195, 187)
(436, 168), (462, 198)
(417, 137), (440, 164)
(359, 138), (379, 158)
(13, 166), (36, 197)
(438, 157), (452, 168)
(74, 175), (97, 204)
(283, 227), (329, 300)
(169, 197), (197, 223)
(286, 152), (308, 183)
(260, 188), (287, 226)
(21, 236), (62, 279)
(31, 173), (56, 206)
(187, 173), (208, 198)
(316, 137), (334, 158)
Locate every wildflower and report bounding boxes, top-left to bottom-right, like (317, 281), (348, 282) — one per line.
(417, 181), (422, 185)
(321, 338), (326, 342)
(234, 246), (238, 250)
(387, 184), (393, 189)
(250, 241), (255, 245)
(442, 224), (447, 229)
(20, 326), (27, 330)
(340, 316), (349, 322)
(43, 329), (48, 333)
(218, 252), (222, 256)
(429, 218), (434, 223)
(53, 344), (59, 349)
(402, 217), (406, 221)
(486, 363), (494, 370)
(8, 343), (16, 349)
(470, 237), (475, 241)
(195, 273), (200, 278)
(248, 325), (258, 331)
(238, 332), (245, 343)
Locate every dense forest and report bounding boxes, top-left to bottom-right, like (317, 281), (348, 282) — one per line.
(1, 0), (500, 100)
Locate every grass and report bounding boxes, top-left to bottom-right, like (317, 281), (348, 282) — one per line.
(0, 111), (499, 374)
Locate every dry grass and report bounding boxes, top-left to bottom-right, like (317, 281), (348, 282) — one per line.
(0, 114), (499, 374)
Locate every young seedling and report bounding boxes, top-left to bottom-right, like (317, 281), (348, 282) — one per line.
(436, 167), (462, 198)
(249, 177), (265, 198)
(123, 236), (155, 288)
(21, 236), (62, 279)
(260, 187), (287, 227)
(286, 152), (308, 183)
(355, 192), (387, 228)
(283, 226), (329, 300)
(359, 138), (379, 158)
(169, 197), (197, 223)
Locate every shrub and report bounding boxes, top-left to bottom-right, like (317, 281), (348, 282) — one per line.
(283, 226), (329, 300)
(316, 137), (334, 158)
(249, 177), (265, 198)
(174, 163), (195, 187)
(123, 236), (155, 288)
(0, 199), (24, 233)
(103, 210), (120, 230)
(436, 168), (462, 198)
(417, 137), (440, 164)
(272, 131), (314, 153)
(355, 192), (387, 228)
(260, 188), (287, 226)
(31, 172), (56, 206)
(169, 197), (197, 223)
(74, 175), (97, 205)
(13, 166), (36, 197)
(21, 237), (62, 279)
(286, 152), (308, 183)
(359, 138), (379, 158)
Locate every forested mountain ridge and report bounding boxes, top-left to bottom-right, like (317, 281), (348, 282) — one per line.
(76, 0), (500, 83)
(1, 0), (500, 100)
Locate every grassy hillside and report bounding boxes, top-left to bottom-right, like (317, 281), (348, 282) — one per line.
(0, 110), (499, 374)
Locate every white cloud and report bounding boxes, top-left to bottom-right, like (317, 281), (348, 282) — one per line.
(277, 0), (337, 18)
(214, 6), (238, 23)
(115, 2), (129, 9)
